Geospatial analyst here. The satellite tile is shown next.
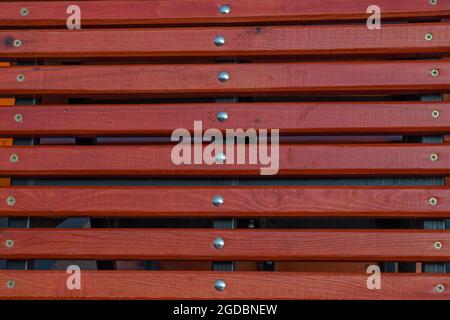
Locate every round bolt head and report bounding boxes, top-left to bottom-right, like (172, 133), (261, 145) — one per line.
(214, 35), (225, 47)
(436, 284), (445, 293)
(214, 279), (226, 292)
(216, 111), (229, 122)
(434, 241), (443, 250)
(6, 196), (16, 207)
(219, 4), (231, 15)
(430, 0), (438, 5)
(212, 195), (224, 207)
(215, 152), (226, 164)
(217, 71), (229, 82)
(425, 33), (433, 41)
(5, 240), (14, 248)
(14, 114), (23, 123)
(429, 197), (438, 206)
(20, 8), (29, 16)
(16, 74), (25, 82)
(432, 110), (440, 118)
(430, 153), (439, 162)
(213, 237), (225, 249)
(9, 154), (19, 163)
(6, 280), (15, 289)
(13, 39), (22, 48)
(431, 69), (439, 77)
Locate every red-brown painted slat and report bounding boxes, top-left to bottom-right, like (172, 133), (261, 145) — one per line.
(0, 144), (449, 177)
(1, 102), (449, 137)
(3, 23), (450, 58)
(0, 0), (449, 27)
(1, 61), (450, 96)
(1, 186), (450, 218)
(0, 271), (448, 300)
(0, 229), (448, 261)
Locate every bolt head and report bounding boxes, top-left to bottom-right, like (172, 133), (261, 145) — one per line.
(5, 240), (14, 248)
(6, 196), (16, 207)
(20, 8), (29, 16)
(212, 195), (224, 207)
(431, 69), (439, 77)
(6, 280), (15, 289)
(217, 71), (229, 82)
(214, 35), (225, 47)
(214, 279), (226, 291)
(429, 197), (438, 206)
(434, 241), (443, 250)
(432, 110), (440, 118)
(216, 111), (229, 122)
(425, 33), (433, 41)
(430, 0), (438, 5)
(14, 114), (23, 123)
(219, 4), (231, 15)
(436, 284), (445, 293)
(213, 237), (225, 249)
(9, 154), (19, 163)
(16, 74), (25, 82)
(215, 152), (226, 164)
(13, 39), (22, 48)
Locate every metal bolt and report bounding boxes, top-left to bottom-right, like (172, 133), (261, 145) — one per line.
(14, 114), (23, 123)
(213, 237), (225, 249)
(214, 35), (225, 47)
(6, 280), (15, 289)
(212, 195), (224, 207)
(219, 4), (231, 15)
(9, 154), (19, 163)
(432, 110), (440, 118)
(215, 152), (226, 163)
(214, 279), (226, 291)
(431, 69), (439, 77)
(6, 196), (16, 207)
(430, 0), (438, 5)
(20, 8), (29, 16)
(425, 33), (433, 41)
(216, 111), (229, 122)
(16, 74), (25, 82)
(434, 241), (443, 250)
(430, 153), (439, 162)
(429, 197), (438, 206)
(435, 284), (445, 293)
(5, 240), (14, 248)
(13, 39), (22, 48)
(217, 71), (229, 82)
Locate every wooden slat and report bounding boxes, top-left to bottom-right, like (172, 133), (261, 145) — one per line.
(0, 62), (14, 187)
(0, 144), (449, 177)
(0, 229), (448, 261)
(1, 186), (450, 218)
(3, 23), (450, 58)
(0, 271), (448, 300)
(1, 61), (450, 96)
(0, 0), (449, 27)
(1, 102), (450, 137)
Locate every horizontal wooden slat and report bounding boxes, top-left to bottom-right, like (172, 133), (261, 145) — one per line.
(1, 102), (450, 137)
(1, 0), (449, 27)
(0, 271), (448, 300)
(1, 186), (450, 218)
(0, 144), (449, 177)
(3, 23), (450, 58)
(1, 61), (450, 96)
(0, 229), (448, 261)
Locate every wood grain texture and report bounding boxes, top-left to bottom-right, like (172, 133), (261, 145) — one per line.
(1, 61), (450, 96)
(1, 0), (450, 26)
(0, 144), (450, 177)
(0, 229), (448, 261)
(1, 186), (450, 218)
(2, 102), (450, 137)
(2, 23), (450, 58)
(0, 271), (449, 300)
